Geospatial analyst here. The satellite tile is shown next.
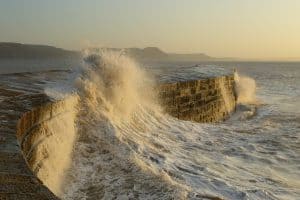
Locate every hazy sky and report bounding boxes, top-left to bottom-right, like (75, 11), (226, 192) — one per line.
(0, 0), (300, 59)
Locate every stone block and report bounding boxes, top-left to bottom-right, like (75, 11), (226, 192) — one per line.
(178, 81), (189, 89)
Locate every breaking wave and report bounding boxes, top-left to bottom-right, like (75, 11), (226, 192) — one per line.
(62, 50), (186, 199)
(234, 71), (257, 104)
(43, 50), (299, 200)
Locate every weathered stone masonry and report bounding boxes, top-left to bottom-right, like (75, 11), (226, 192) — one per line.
(16, 96), (77, 178)
(0, 93), (59, 200)
(0, 72), (70, 200)
(158, 75), (236, 123)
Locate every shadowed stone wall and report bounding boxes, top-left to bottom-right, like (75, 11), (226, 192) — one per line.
(158, 75), (236, 122)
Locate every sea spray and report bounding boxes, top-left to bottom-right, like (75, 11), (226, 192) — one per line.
(76, 49), (158, 121)
(234, 70), (257, 104)
(228, 70), (258, 121)
(46, 58), (259, 199)
(45, 58), (299, 200)
(62, 50), (186, 199)
(218, 76), (233, 113)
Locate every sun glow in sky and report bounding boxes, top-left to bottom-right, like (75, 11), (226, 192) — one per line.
(0, 0), (300, 59)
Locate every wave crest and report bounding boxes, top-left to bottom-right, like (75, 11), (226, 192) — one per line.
(234, 71), (257, 104)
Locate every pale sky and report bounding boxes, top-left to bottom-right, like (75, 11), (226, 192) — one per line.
(0, 0), (300, 59)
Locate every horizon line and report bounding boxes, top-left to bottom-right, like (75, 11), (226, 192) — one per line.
(1, 41), (300, 62)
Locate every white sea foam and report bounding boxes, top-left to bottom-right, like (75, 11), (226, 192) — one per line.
(234, 71), (257, 104)
(62, 50), (186, 199)
(43, 51), (299, 200)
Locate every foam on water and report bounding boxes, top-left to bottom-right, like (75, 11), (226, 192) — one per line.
(45, 51), (300, 200)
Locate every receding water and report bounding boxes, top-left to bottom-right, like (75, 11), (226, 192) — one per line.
(39, 54), (300, 200)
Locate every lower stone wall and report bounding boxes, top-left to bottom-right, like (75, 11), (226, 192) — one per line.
(16, 95), (78, 199)
(158, 75), (236, 122)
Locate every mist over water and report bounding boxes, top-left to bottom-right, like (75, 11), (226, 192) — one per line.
(234, 72), (257, 104)
(44, 52), (300, 200)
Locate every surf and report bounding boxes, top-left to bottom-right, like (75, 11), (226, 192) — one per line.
(43, 50), (299, 200)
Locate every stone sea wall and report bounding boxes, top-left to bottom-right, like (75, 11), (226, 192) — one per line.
(16, 95), (78, 198)
(0, 93), (59, 199)
(158, 75), (236, 122)
(0, 71), (79, 199)
(0, 72), (236, 199)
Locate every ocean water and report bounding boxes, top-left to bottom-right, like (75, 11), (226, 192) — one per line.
(0, 58), (81, 74)
(13, 54), (299, 199)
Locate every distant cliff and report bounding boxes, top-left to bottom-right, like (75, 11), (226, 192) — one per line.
(124, 47), (215, 61)
(125, 47), (168, 60)
(0, 43), (221, 61)
(0, 43), (80, 59)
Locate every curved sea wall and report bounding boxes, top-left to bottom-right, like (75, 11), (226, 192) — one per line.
(0, 93), (60, 199)
(0, 74), (236, 199)
(16, 95), (78, 198)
